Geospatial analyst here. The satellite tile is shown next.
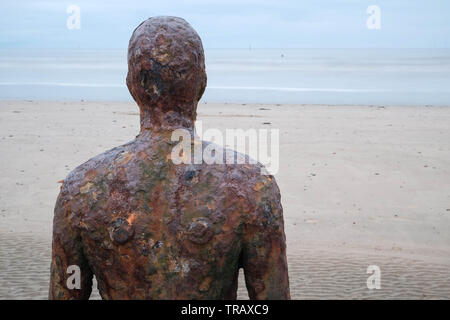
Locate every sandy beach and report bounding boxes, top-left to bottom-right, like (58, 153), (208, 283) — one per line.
(1, 100), (449, 299)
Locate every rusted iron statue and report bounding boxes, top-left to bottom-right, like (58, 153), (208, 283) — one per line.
(49, 16), (290, 299)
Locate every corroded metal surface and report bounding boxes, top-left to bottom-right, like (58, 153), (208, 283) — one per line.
(49, 16), (290, 300)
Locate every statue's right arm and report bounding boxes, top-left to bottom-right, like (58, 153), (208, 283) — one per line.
(49, 185), (93, 300)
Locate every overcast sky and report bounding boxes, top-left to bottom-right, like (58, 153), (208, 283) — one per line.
(1, 0), (449, 49)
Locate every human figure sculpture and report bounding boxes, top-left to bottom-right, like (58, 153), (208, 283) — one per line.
(49, 16), (290, 300)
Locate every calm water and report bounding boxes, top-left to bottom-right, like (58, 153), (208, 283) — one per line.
(1, 48), (450, 105)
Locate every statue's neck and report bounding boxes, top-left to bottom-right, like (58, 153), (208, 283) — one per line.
(139, 104), (196, 133)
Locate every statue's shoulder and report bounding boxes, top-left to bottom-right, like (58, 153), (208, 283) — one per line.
(200, 140), (279, 196)
(222, 163), (282, 233)
(59, 141), (135, 202)
(227, 163), (280, 198)
(234, 168), (283, 232)
(212, 145), (281, 221)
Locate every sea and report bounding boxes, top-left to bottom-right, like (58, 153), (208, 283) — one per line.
(1, 48), (450, 105)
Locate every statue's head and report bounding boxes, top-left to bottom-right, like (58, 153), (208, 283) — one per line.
(126, 16), (207, 129)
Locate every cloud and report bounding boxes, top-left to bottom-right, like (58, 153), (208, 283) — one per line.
(0, 0), (449, 48)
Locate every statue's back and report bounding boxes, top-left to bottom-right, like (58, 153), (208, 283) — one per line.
(68, 135), (248, 298)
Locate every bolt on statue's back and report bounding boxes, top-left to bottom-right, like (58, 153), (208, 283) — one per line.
(49, 16), (290, 300)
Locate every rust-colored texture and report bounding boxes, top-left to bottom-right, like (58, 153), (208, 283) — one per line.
(49, 16), (290, 299)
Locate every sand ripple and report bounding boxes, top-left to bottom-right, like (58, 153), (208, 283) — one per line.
(0, 233), (449, 299)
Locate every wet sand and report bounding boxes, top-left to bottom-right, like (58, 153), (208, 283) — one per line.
(1, 100), (450, 299)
